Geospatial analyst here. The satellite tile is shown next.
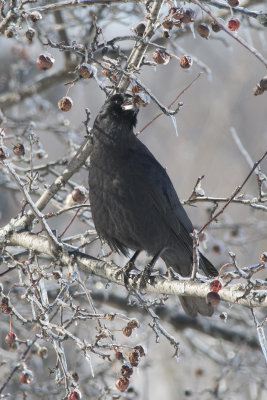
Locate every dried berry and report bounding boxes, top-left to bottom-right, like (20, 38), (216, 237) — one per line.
(212, 244), (221, 254)
(106, 313), (115, 321)
(162, 30), (171, 39)
(209, 280), (222, 293)
(67, 390), (81, 400)
(77, 63), (96, 79)
(115, 351), (124, 361)
(26, 28), (35, 42)
(127, 319), (139, 329)
(197, 23), (210, 39)
(220, 312), (227, 321)
(71, 371), (79, 382)
(259, 76), (267, 91)
(260, 252), (267, 262)
(122, 326), (132, 337)
(5, 332), (16, 345)
(134, 22), (146, 36)
(13, 143), (25, 156)
(227, 17), (241, 31)
(253, 85), (264, 96)
(180, 55), (193, 69)
(37, 346), (48, 359)
(19, 370), (33, 385)
(0, 147), (7, 160)
(134, 345), (145, 357)
(1, 297), (12, 314)
(29, 11), (42, 22)
(211, 21), (221, 33)
(71, 186), (87, 203)
(152, 49), (170, 65)
(121, 364), (133, 378)
(4, 26), (16, 38)
(162, 18), (173, 30)
(58, 96), (73, 112)
(180, 8), (195, 24)
(52, 271), (62, 280)
(36, 53), (55, 70)
(115, 377), (129, 392)
(206, 292), (220, 306)
(171, 7), (184, 21)
(128, 350), (140, 367)
(227, 0), (239, 6)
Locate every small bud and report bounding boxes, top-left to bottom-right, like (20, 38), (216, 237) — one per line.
(19, 370), (33, 385)
(197, 23), (210, 39)
(152, 49), (170, 65)
(127, 319), (139, 329)
(36, 53), (55, 70)
(227, 17), (241, 31)
(58, 96), (73, 112)
(1, 297), (12, 314)
(259, 76), (267, 91)
(227, 0), (239, 6)
(13, 143), (25, 156)
(206, 292), (220, 306)
(29, 11), (42, 22)
(26, 28), (35, 42)
(134, 22), (146, 36)
(71, 186), (87, 203)
(77, 63), (96, 79)
(134, 345), (145, 357)
(180, 8), (195, 24)
(128, 350), (140, 367)
(37, 346), (48, 359)
(209, 280), (222, 293)
(253, 85), (265, 96)
(260, 252), (267, 262)
(115, 377), (129, 392)
(180, 55), (193, 69)
(121, 364), (133, 378)
(5, 332), (16, 345)
(122, 326), (132, 337)
(67, 389), (81, 400)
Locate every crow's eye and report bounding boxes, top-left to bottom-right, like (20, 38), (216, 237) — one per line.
(111, 94), (123, 105)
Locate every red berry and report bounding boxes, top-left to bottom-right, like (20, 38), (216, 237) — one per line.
(227, 17), (240, 31)
(162, 18), (173, 30)
(171, 7), (184, 21)
(127, 319), (139, 329)
(19, 370), (33, 385)
(29, 11), (42, 22)
(206, 292), (220, 306)
(36, 53), (55, 70)
(67, 390), (81, 400)
(209, 280), (222, 293)
(211, 21), (221, 33)
(115, 351), (124, 361)
(115, 377), (129, 392)
(71, 186), (87, 203)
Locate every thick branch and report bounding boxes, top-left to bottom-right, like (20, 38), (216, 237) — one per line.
(3, 231), (267, 309)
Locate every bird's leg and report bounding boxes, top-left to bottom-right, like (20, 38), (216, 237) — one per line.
(115, 250), (141, 287)
(136, 249), (165, 288)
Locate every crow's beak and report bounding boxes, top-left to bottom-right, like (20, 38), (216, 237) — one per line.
(121, 100), (136, 111)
